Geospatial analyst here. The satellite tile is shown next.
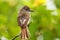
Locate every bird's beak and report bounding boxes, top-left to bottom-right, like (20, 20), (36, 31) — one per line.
(29, 9), (34, 12)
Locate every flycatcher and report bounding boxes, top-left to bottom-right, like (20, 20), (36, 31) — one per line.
(17, 6), (33, 40)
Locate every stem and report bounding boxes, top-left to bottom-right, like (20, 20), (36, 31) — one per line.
(12, 35), (20, 40)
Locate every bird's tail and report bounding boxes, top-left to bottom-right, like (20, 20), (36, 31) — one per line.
(20, 27), (30, 40)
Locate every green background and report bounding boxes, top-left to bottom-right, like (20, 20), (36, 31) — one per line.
(0, 0), (60, 40)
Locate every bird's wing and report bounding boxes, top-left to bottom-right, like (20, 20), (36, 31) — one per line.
(23, 14), (30, 26)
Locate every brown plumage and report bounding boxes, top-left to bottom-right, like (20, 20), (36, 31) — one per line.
(17, 6), (33, 40)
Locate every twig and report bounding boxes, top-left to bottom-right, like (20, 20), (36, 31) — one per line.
(12, 35), (20, 40)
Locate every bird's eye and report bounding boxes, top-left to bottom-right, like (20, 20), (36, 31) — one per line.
(26, 9), (28, 10)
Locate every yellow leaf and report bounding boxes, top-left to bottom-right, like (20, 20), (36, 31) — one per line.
(33, 0), (46, 7)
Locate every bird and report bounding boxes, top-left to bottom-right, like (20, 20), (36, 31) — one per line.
(17, 5), (33, 40)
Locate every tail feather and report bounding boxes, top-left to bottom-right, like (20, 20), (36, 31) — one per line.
(20, 27), (30, 40)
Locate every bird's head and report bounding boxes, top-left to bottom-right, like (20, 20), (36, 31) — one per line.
(22, 6), (34, 12)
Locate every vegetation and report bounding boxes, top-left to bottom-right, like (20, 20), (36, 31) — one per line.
(0, 0), (60, 40)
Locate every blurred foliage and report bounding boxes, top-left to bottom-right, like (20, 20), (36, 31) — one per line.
(0, 0), (60, 40)
(55, 0), (60, 9)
